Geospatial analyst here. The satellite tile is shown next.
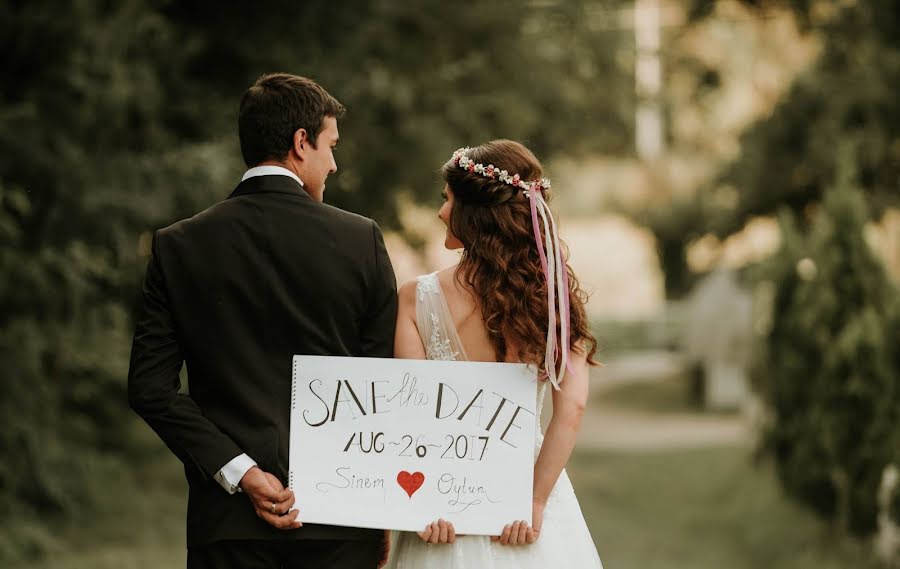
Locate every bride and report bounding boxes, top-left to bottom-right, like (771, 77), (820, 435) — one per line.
(386, 140), (604, 568)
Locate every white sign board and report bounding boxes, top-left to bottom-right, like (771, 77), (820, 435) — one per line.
(289, 355), (537, 535)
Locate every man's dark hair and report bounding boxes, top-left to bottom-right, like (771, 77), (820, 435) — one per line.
(238, 73), (346, 167)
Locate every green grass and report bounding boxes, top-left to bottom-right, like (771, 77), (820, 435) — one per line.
(568, 445), (881, 569)
(597, 376), (700, 414)
(8, 445), (881, 569)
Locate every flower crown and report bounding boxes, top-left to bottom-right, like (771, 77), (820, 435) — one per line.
(450, 147), (551, 195)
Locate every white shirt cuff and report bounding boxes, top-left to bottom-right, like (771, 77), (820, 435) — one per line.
(215, 453), (257, 494)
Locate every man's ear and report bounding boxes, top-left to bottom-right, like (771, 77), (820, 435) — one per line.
(292, 128), (308, 159)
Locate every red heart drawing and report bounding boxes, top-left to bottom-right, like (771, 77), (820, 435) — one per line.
(397, 471), (425, 498)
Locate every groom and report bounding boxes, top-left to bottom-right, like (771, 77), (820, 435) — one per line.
(128, 73), (397, 568)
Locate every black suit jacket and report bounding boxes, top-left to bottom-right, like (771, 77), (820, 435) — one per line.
(128, 175), (397, 547)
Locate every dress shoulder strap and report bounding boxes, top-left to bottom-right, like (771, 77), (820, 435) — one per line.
(414, 272), (469, 362)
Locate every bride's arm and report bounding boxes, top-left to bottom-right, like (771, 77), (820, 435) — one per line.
(395, 280), (427, 359)
(533, 348), (589, 504)
(493, 347), (590, 546)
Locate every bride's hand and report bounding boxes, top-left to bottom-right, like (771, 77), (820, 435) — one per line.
(491, 500), (544, 546)
(417, 519), (456, 544)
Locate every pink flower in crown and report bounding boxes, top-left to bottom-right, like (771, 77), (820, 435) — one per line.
(486, 165), (495, 177)
(512, 174), (521, 185)
(468, 163), (475, 172)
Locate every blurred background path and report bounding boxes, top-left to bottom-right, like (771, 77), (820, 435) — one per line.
(578, 353), (751, 451)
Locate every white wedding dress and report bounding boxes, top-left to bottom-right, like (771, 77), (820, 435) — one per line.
(386, 272), (604, 569)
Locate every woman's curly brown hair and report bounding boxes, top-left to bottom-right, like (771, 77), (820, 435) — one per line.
(442, 140), (598, 376)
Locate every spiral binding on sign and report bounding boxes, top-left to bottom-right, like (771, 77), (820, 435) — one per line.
(289, 356), (297, 490)
(291, 357), (298, 411)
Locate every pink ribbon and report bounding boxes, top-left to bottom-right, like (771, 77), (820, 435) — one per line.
(528, 184), (573, 388)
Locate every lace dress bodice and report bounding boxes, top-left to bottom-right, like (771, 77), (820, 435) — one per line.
(414, 272), (548, 433)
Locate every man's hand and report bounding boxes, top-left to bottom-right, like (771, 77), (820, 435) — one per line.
(239, 466), (301, 530)
(377, 529), (391, 568)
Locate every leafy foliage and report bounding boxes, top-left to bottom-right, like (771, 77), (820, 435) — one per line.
(757, 162), (900, 536)
(160, 0), (635, 225)
(0, 0), (634, 561)
(710, 0), (900, 237)
(644, 1), (900, 296)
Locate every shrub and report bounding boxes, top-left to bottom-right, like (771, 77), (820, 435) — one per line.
(757, 168), (900, 536)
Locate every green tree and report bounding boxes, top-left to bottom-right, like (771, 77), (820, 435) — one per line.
(708, 0), (900, 237)
(758, 161), (900, 535)
(641, 1), (900, 296)
(0, 0), (222, 560)
(0, 0), (638, 561)
(161, 0), (635, 226)
(639, 194), (709, 297)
